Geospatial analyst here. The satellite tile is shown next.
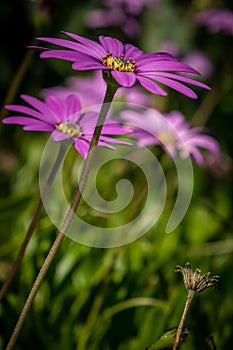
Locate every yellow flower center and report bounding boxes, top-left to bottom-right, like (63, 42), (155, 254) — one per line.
(56, 122), (83, 137)
(102, 53), (136, 72)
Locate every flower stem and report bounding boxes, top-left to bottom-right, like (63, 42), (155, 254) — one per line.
(173, 289), (195, 350)
(0, 144), (66, 302)
(5, 81), (118, 350)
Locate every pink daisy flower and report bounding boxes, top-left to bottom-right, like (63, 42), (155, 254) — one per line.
(121, 109), (220, 165)
(2, 94), (131, 158)
(35, 32), (210, 99)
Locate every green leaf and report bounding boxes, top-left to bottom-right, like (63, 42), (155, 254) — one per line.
(146, 327), (189, 350)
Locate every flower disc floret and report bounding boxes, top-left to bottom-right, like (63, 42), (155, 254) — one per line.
(103, 53), (136, 72)
(56, 122), (83, 137)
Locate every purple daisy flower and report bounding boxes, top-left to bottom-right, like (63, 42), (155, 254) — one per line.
(36, 32), (210, 99)
(120, 109), (220, 165)
(85, 0), (158, 38)
(2, 94), (131, 158)
(85, 8), (140, 38)
(104, 0), (156, 16)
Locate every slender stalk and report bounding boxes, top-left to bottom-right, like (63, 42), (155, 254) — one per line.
(0, 145), (66, 301)
(5, 81), (118, 350)
(173, 290), (195, 350)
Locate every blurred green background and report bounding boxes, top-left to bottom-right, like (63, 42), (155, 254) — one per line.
(0, 0), (232, 349)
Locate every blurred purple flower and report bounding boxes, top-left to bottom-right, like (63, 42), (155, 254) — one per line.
(85, 8), (126, 29)
(85, 0), (156, 37)
(36, 33), (210, 99)
(103, 0), (156, 16)
(196, 9), (233, 36)
(85, 8), (140, 38)
(121, 109), (220, 165)
(42, 71), (152, 108)
(3, 94), (131, 158)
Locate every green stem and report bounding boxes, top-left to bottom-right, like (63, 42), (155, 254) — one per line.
(5, 80), (118, 350)
(173, 290), (194, 350)
(0, 145), (66, 302)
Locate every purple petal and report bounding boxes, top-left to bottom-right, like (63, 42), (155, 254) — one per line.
(186, 135), (219, 152)
(189, 148), (204, 164)
(99, 136), (132, 145)
(144, 76), (198, 98)
(45, 96), (65, 122)
(20, 94), (54, 118)
(79, 111), (98, 131)
(51, 129), (71, 141)
(101, 124), (132, 134)
(111, 71), (136, 87)
(149, 72), (211, 90)
(4, 105), (43, 119)
(99, 36), (124, 56)
(40, 50), (84, 62)
(74, 138), (90, 158)
(64, 95), (82, 117)
(23, 124), (54, 131)
(3, 117), (53, 131)
(72, 56), (104, 70)
(62, 32), (106, 57)
(97, 141), (116, 149)
(136, 52), (175, 63)
(124, 44), (144, 60)
(138, 60), (199, 74)
(136, 75), (167, 95)
(36, 37), (90, 54)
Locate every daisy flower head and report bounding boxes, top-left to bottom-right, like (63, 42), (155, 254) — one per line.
(36, 32), (210, 99)
(85, 8), (140, 39)
(85, 0), (157, 38)
(120, 109), (220, 166)
(104, 0), (156, 16)
(2, 94), (131, 158)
